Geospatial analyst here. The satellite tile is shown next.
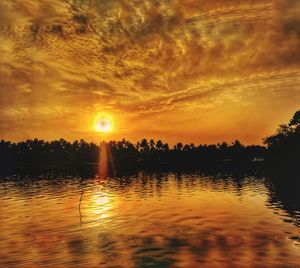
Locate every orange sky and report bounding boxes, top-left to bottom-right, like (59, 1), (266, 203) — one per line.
(0, 0), (300, 145)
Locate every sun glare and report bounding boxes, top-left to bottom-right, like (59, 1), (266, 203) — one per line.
(94, 115), (113, 133)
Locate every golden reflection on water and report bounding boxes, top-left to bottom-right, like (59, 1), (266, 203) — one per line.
(98, 142), (108, 180)
(0, 174), (299, 267)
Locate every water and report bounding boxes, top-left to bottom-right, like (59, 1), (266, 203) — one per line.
(0, 173), (299, 267)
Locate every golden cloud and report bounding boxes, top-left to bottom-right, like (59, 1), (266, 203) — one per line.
(0, 0), (300, 143)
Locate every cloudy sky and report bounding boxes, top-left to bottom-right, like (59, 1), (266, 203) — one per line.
(1, 0), (300, 144)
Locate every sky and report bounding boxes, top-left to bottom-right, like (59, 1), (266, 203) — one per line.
(0, 0), (300, 145)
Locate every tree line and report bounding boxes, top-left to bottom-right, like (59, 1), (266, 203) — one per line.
(1, 110), (299, 172)
(263, 110), (300, 169)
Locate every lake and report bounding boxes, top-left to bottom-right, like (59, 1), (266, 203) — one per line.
(0, 172), (299, 267)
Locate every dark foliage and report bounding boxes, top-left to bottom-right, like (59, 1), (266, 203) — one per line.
(1, 109), (299, 174)
(264, 109), (300, 170)
(1, 137), (266, 173)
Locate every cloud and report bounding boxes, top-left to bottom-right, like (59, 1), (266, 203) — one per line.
(0, 0), (300, 143)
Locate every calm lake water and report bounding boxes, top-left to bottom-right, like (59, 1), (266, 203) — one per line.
(0, 173), (299, 267)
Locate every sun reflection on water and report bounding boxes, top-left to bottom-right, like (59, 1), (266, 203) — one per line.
(0, 174), (299, 267)
(91, 192), (111, 218)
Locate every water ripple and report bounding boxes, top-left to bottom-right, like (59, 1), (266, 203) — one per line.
(0, 173), (299, 267)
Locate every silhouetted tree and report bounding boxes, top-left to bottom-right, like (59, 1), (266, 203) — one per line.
(289, 110), (300, 127)
(14, 109), (300, 174)
(264, 109), (300, 170)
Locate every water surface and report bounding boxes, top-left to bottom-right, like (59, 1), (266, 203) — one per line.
(0, 173), (299, 267)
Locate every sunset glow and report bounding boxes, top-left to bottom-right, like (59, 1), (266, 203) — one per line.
(0, 0), (300, 144)
(1, 1), (300, 267)
(94, 115), (113, 133)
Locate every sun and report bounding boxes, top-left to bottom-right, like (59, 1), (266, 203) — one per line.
(94, 114), (113, 133)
